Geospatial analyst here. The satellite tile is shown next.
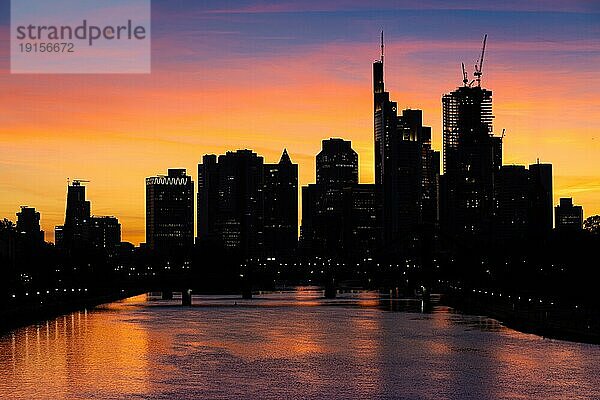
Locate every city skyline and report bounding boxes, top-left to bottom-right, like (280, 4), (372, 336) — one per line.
(1, 1), (599, 244)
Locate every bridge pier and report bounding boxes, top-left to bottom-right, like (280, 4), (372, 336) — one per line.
(242, 287), (252, 299)
(182, 289), (192, 306)
(162, 291), (173, 300)
(324, 279), (337, 299)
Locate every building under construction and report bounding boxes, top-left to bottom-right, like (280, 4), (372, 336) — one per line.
(440, 35), (503, 248)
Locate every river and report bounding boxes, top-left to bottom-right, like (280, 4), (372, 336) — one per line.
(1, 288), (598, 399)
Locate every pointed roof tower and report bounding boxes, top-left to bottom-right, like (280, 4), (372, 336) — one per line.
(279, 148), (292, 164)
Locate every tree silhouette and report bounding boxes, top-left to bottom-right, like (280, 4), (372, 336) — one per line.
(584, 215), (600, 235)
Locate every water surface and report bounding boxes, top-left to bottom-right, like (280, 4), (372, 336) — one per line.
(1, 288), (599, 399)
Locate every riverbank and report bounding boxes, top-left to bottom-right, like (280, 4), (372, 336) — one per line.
(442, 289), (600, 345)
(0, 289), (144, 334)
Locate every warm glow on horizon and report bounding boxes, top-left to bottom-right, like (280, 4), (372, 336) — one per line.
(1, 1), (598, 245)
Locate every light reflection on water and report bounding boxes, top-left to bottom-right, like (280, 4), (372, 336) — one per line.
(0, 288), (599, 399)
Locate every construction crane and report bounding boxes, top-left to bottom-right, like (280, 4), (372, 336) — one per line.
(70, 179), (90, 186)
(501, 128), (506, 139)
(461, 62), (469, 86)
(473, 34), (487, 87)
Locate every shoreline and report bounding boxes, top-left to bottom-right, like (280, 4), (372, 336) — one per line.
(0, 290), (144, 335)
(441, 291), (600, 345)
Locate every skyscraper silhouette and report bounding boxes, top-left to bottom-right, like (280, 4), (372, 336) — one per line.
(59, 180), (91, 250)
(555, 198), (583, 232)
(528, 162), (553, 238)
(493, 165), (530, 246)
(198, 149), (297, 257)
(16, 206), (44, 244)
(146, 169), (194, 254)
(316, 138), (358, 186)
(89, 216), (121, 252)
(301, 138), (380, 258)
(372, 34), (439, 254)
(440, 84), (502, 248)
(263, 149), (298, 256)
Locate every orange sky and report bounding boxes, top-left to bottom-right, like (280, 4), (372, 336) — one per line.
(1, 4), (599, 244)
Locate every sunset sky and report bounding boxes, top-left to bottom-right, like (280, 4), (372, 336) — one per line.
(0, 0), (599, 244)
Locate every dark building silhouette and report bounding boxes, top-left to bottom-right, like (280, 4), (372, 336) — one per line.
(16, 206), (44, 244)
(301, 139), (380, 258)
(528, 162), (553, 238)
(421, 127), (441, 226)
(492, 162), (555, 247)
(373, 35), (439, 252)
(198, 149), (297, 257)
(198, 150), (264, 255)
(58, 180), (91, 250)
(54, 225), (64, 248)
(555, 198), (583, 232)
(0, 220), (17, 271)
(342, 184), (381, 258)
(493, 165), (530, 246)
(89, 216), (121, 252)
(197, 154), (219, 243)
(316, 138), (358, 186)
(263, 149), (298, 256)
(146, 169), (194, 253)
(440, 84), (502, 248)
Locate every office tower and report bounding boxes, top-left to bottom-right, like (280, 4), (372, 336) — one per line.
(386, 109), (424, 249)
(16, 206), (44, 244)
(342, 184), (381, 258)
(301, 139), (380, 258)
(89, 216), (121, 251)
(197, 150), (265, 255)
(146, 169), (194, 253)
(373, 37), (436, 251)
(440, 84), (501, 246)
(62, 180), (91, 249)
(263, 149), (299, 256)
(442, 86), (495, 173)
(528, 162), (553, 237)
(555, 198), (583, 232)
(197, 154), (219, 242)
(301, 183), (345, 256)
(0, 219), (16, 271)
(373, 32), (395, 187)
(316, 138), (358, 187)
(421, 127), (441, 226)
(493, 165), (530, 245)
(54, 225), (64, 248)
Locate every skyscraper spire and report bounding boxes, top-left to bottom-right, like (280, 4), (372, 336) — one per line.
(380, 30), (384, 63)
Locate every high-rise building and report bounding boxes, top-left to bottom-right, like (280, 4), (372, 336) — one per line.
(197, 154), (219, 243)
(493, 165), (530, 245)
(316, 138), (358, 187)
(54, 225), (64, 248)
(197, 150), (267, 256)
(301, 139), (380, 258)
(373, 36), (438, 252)
(440, 84), (502, 247)
(146, 169), (194, 253)
(342, 184), (381, 258)
(442, 86), (495, 173)
(59, 180), (91, 250)
(16, 206), (44, 244)
(421, 127), (441, 226)
(89, 216), (121, 251)
(528, 162), (553, 237)
(263, 149), (298, 256)
(555, 198), (583, 232)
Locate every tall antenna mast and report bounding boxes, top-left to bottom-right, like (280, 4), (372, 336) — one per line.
(380, 30), (384, 62)
(474, 34), (487, 87)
